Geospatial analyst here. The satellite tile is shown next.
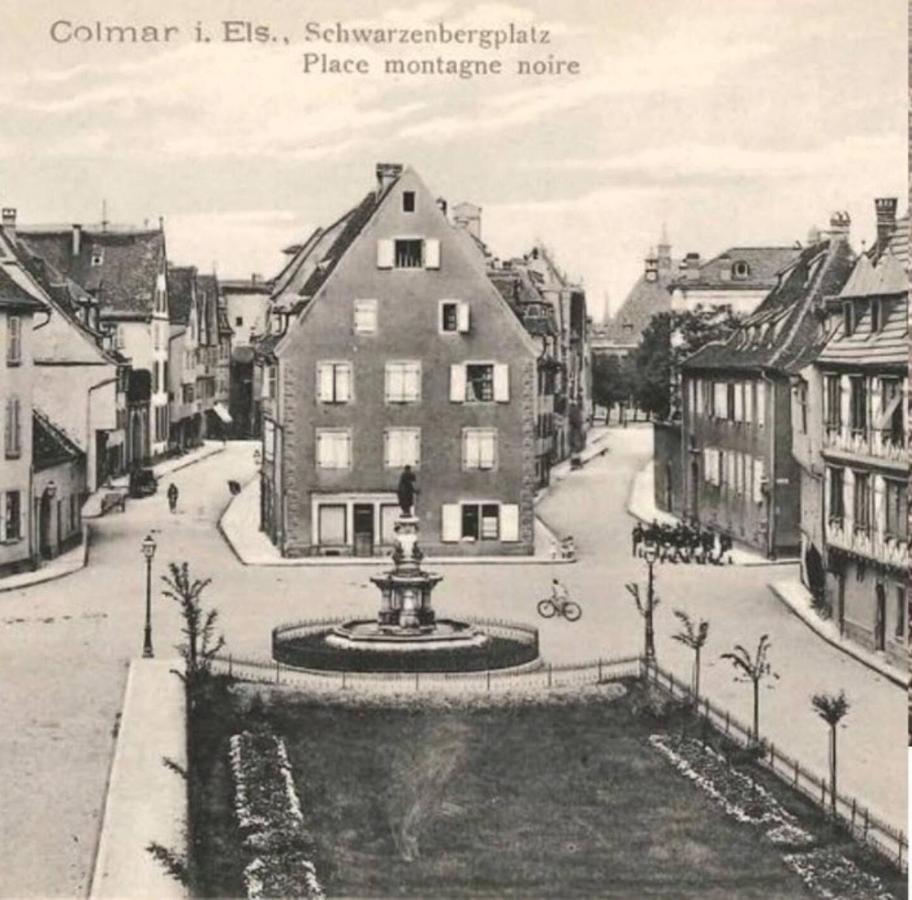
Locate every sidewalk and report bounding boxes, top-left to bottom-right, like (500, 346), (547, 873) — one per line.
(768, 578), (907, 689)
(0, 527), (90, 594)
(626, 458), (796, 568)
(89, 658), (187, 899)
(84, 441), (226, 519)
(220, 476), (574, 567)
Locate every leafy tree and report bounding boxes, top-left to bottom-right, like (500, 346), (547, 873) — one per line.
(811, 690), (850, 816)
(631, 306), (738, 420)
(721, 634), (778, 744)
(592, 354), (632, 422)
(671, 610), (710, 705)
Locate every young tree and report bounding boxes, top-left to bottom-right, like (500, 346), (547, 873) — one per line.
(811, 690), (850, 817)
(721, 634), (778, 744)
(671, 610), (710, 705)
(161, 562), (225, 702)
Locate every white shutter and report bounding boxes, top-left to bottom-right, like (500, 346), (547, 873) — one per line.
(745, 381), (753, 423)
(409, 429), (421, 467)
(383, 430), (394, 467)
(317, 364), (334, 402)
(493, 364), (510, 402)
(694, 379), (703, 415)
(714, 382), (726, 418)
(702, 448), (711, 482)
(424, 239), (440, 269)
(844, 469), (855, 529)
(500, 504), (520, 542)
(873, 475), (885, 534)
(839, 375), (850, 432)
(376, 239), (394, 269)
(339, 432), (351, 469)
(450, 364), (466, 402)
(734, 383), (743, 422)
(457, 302), (470, 333)
(753, 459), (765, 503)
(336, 365), (352, 403)
(480, 431), (497, 469)
(756, 382), (766, 427)
(870, 379), (883, 428)
(441, 504), (461, 542)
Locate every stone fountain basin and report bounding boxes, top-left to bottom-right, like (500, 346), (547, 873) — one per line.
(327, 618), (488, 651)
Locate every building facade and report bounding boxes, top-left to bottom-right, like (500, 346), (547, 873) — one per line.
(797, 200), (908, 667)
(259, 163), (539, 557)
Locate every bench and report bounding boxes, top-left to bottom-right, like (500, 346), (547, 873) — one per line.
(100, 492), (127, 515)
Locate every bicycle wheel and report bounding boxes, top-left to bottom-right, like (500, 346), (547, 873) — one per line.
(537, 599), (557, 619)
(563, 602), (582, 622)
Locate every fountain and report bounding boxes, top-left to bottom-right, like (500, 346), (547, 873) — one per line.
(271, 513), (541, 673)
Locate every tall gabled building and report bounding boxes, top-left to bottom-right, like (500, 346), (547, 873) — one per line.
(18, 222), (171, 463)
(257, 163), (540, 557)
(795, 199), (908, 666)
(676, 217), (855, 557)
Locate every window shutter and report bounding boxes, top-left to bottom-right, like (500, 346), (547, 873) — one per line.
(337, 365), (352, 403)
(441, 504), (460, 542)
(424, 239), (440, 269)
(702, 448), (710, 482)
(317, 364), (333, 402)
(838, 376), (850, 432)
(493, 364), (510, 402)
(450, 364), (466, 402)
(756, 382), (766, 427)
(409, 429), (420, 466)
(744, 382), (753, 423)
(873, 475), (885, 533)
(500, 504), (520, 542)
(694, 379), (703, 414)
(733, 383), (743, 421)
(480, 431), (497, 469)
(714, 383), (726, 418)
(340, 432), (351, 469)
(457, 302), (470, 333)
(753, 459), (765, 503)
(376, 239), (394, 269)
(844, 469), (855, 529)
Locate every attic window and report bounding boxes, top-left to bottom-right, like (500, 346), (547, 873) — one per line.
(732, 261), (750, 280)
(843, 301), (855, 337)
(870, 299), (882, 333)
(394, 239), (423, 269)
(402, 191), (415, 213)
(91, 249), (104, 267)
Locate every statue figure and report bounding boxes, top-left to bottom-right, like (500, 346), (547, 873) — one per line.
(397, 465), (417, 516)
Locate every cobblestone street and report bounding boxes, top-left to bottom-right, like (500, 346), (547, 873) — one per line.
(0, 427), (905, 896)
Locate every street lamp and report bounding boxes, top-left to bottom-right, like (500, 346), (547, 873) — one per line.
(141, 533), (157, 658)
(625, 543), (659, 664)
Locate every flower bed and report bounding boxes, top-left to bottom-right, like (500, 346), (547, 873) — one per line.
(650, 735), (893, 899)
(228, 730), (324, 899)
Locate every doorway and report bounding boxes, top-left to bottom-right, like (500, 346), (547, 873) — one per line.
(874, 583), (886, 651)
(353, 504), (374, 557)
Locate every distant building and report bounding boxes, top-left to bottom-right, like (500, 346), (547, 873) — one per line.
(795, 199), (908, 667)
(257, 163), (539, 557)
(673, 216), (855, 557)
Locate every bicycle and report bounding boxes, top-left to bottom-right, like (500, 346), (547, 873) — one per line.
(537, 595), (582, 621)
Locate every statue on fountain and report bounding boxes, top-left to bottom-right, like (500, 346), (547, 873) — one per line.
(397, 465), (418, 517)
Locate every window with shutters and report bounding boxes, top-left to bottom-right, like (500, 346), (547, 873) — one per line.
(317, 362), (352, 404)
(461, 502), (500, 541)
(394, 239), (423, 269)
(853, 471), (871, 534)
(4, 491), (21, 541)
(871, 299), (882, 333)
(463, 428), (497, 470)
(384, 428), (420, 469)
(353, 300), (378, 334)
(827, 466), (844, 524)
(5, 396), (21, 458)
(466, 364), (494, 402)
(440, 300), (469, 333)
(884, 479), (908, 540)
(6, 315), (21, 365)
(316, 429), (351, 469)
(385, 361), (421, 403)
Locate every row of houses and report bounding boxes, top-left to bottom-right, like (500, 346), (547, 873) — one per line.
(645, 199), (907, 668)
(0, 210), (237, 577)
(252, 163), (591, 559)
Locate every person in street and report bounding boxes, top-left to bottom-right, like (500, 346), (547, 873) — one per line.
(167, 482), (179, 513)
(551, 577), (571, 611)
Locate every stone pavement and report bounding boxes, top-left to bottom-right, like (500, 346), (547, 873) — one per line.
(0, 430), (905, 895)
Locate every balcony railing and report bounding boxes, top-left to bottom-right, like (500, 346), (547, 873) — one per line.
(826, 516), (910, 569)
(823, 425), (907, 465)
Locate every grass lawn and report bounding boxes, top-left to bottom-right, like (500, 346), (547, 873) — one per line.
(188, 677), (907, 898)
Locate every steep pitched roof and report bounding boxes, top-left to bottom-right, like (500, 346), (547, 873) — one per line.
(33, 408), (84, 471)
(673, 246), (801, 292)
(684, 238), (855, 374)
(600, 264), (678, 345)
(18, 225), (165, 316)
(0, 228), (49, 311)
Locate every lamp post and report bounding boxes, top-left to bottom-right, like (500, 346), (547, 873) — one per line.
(141, 533), (157, 658)
(642, 544), (657, 661)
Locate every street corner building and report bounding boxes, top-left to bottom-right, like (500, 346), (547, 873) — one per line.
(794, 199), (909, 668)
(670, 212), (857, 559)
(256, 163), (547, 558)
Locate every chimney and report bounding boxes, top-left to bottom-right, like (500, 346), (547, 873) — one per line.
(375, 162), (403, 195)
(452, 201), (482, 240)
(874, 197), (897, 245)
(828, 211), (851, 242)
(684, 251), (701, 280)
(1, 208), (16, 238)
(72, 224), (82, 256)
(436, 197), (448, 217)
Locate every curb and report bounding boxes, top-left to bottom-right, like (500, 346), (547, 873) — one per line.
(767, 582), (907, 689)
(0, 524), (92, 594)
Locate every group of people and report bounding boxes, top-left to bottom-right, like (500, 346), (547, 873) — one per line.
(632, 518), (733, 565)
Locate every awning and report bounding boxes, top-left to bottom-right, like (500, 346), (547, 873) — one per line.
(212, 402), (232, 424)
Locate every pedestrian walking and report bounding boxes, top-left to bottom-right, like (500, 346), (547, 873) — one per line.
(167, 482), (179, 513)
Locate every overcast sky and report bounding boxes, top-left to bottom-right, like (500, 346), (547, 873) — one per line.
(0, 0), (906, 320)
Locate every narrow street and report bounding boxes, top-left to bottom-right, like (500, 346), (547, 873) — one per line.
(0, 429), (905, 897)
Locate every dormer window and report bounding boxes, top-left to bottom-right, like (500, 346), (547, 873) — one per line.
(732, 260), (750, 280)
(843, 302), (855, 337)
(871, 299), (882, 333)
(402, 191), (415, 213)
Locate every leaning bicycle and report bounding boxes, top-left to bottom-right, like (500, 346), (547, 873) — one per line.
(537, 596), (582, 621)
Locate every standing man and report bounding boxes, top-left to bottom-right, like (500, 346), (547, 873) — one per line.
(167, 482), (179, 513)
